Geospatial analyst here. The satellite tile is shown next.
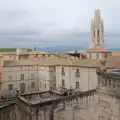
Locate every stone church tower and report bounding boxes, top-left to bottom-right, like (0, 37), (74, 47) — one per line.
(90, 9), (104, 48)
(87, 9), (110, 59)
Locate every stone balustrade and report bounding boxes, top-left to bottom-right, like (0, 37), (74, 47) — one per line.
(21, 90), (61, 101)
(97, 69), (120, 89)
(0, 89), (97, 120)
(0, 98), (15, 105)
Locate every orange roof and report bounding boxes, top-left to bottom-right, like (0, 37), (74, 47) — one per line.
(88, 44), (108, 53)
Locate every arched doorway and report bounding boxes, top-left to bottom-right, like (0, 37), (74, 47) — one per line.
(20, 83), (26, 93)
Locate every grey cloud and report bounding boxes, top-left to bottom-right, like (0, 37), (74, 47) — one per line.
(0, 0), (120, 48)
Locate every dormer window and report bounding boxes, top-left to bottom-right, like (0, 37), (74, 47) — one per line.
(61, 67), (65, 76)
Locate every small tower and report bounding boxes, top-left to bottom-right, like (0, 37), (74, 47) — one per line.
(90, 9), (104, 48)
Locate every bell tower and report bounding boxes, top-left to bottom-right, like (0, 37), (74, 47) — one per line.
(90, 9), (104, 48)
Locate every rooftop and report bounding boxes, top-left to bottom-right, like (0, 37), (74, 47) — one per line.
(88, 44), (108, 53)
(2, 56), (120, 69)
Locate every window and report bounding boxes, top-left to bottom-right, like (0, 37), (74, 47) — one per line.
(20, 74), (24, 80)
(76, 69), (79, 73)
(8, 76), (12, 81)
(8, 84), (13, 91)
(75, 69), (80, 77)
(76, 82), (79, 89)
(61, 67), (65, 75)
(98, 39), (100, 43)
(62, 79), (65, 88)
(97, 30), (99, 38)
(31, 82), (35, 88)
(20, 83), (25, 93)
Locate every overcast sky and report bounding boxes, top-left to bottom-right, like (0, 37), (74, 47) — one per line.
(0, 0), (120, 48)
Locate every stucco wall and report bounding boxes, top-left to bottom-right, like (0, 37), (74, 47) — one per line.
(56, 66), (98, 91)
(2, 65), (38, 93)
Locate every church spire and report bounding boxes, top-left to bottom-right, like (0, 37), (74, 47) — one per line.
(94, 9), (101, 24)
(90, 9), (104, 48)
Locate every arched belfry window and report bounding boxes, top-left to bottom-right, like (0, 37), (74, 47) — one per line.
(97, 30), (99, 38)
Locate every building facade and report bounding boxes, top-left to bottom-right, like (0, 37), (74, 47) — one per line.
(1, 68), (120, 120)
(0, 59), (99, 96)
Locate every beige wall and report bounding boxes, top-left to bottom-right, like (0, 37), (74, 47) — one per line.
(38, 66), (50, 91)
(2, 65), (38, 93)
(55, 66), (98, 91)
(3, 55), (16, 60)
(1, 63), (98, 94)
(88, 52), (109, 59)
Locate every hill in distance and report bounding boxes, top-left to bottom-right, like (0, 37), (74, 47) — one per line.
(39, 45), (120, 53)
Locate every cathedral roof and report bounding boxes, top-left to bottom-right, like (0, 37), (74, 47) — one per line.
(87, 44), (108, 53)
